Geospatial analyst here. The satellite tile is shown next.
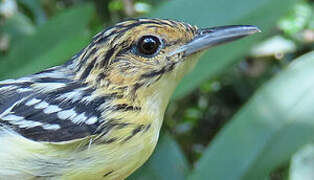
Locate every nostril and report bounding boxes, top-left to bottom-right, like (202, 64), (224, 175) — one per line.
(197, 28), (215, 36)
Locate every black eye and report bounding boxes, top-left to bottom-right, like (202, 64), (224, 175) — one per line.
(137, 35), (161, 56)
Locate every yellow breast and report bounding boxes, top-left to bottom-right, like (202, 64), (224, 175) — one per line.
(63, 127), (159, 180)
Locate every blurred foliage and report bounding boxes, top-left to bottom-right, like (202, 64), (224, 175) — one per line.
(290, 144), (314, 180)
(189, 51), (314, 180)
(0, 0), (313, 179)
(0, 3), (93, 79)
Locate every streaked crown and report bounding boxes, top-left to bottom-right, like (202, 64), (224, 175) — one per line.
(67, 18), (198, 96)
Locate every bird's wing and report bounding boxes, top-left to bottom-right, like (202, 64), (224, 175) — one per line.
(0, 78), (108, 142)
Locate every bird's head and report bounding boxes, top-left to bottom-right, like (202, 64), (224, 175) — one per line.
(69, 18), (259, 106)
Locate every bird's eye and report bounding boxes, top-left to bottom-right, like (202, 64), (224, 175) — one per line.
(137, 35), (161, 56)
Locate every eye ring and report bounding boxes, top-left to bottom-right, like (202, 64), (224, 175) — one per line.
(136, 35), (162, 57)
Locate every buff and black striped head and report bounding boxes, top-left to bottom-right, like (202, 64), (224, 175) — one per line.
(70, 18), (197, 91)
(0, 18), (259, 143)
(69, 18), (259, 95)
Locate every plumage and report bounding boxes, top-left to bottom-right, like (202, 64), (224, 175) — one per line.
(0, 18), (259, 179)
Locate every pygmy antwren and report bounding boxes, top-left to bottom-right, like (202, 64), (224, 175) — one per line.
(0, 18), (259, 179)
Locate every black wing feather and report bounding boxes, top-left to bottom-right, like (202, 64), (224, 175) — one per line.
(0, 79), (107, 142)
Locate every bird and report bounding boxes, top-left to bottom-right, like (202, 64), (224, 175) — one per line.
(0, 18), (259, 180)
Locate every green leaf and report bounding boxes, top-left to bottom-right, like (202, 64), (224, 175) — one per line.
(188, 51), (314, 180)
(278, 1), (313, 36)
(1, 12), (35, 45)
(0, 3), (94, 79)
(6, 30), (90, 79)
(128, 134), (190, 180)
(290, 144), (314, 180)
(149, 0), (299, 98)
(17, 0), (47, 24)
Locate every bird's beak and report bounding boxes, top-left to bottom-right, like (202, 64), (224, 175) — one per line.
(170, 25), (261, 57)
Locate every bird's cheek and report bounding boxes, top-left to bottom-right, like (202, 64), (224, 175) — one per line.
(107, 70), (139, 86)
